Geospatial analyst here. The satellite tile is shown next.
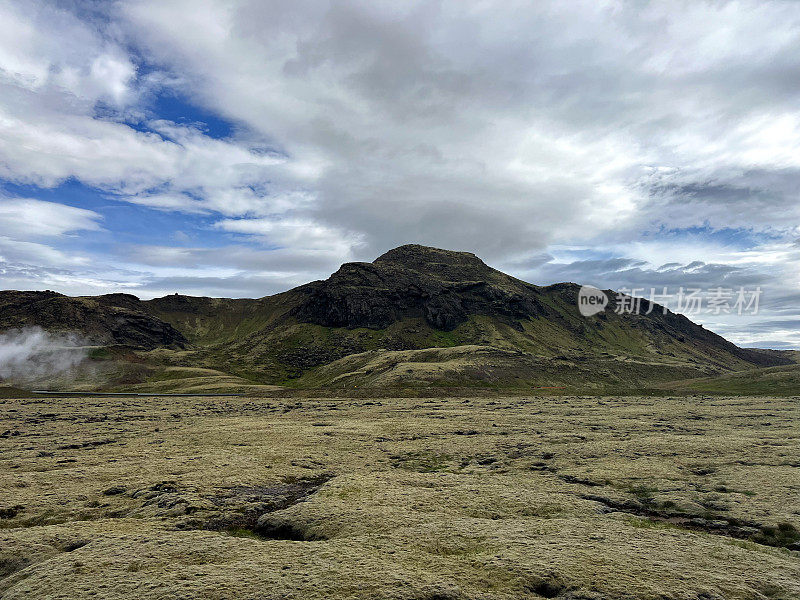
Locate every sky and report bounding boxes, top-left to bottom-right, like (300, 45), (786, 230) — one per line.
(0, 1), (799, 349)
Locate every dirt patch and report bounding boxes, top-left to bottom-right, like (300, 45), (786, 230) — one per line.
(557, 474), (601, 487)
(583, 494), (800, 549)
(57, 438), (116, 450)
(252, 515), (329, 541)
(390, 451), (452, 473)
(56, 539), (90, 552)
(205, 475), (333, 535)
(135, 473), (337, 539)
(524, 573), (572, 598)
(0, 556), (30, 580)
(0, 506), (24, 519)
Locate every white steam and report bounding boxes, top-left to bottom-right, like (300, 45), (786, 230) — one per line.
(0, 327), (90, 385)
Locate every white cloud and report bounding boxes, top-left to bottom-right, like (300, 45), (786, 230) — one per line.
(2, 0), (798, 258)
(0, 1), (800, 345)
(112, 0), (800, 258)
(0, 1), (136, 105)
(0, 1), (316, 231)
(0, 197), (103, 283)
(0, 198), (102, 238)
(216, 217), (364, 255)
(0, 236), (91, 268)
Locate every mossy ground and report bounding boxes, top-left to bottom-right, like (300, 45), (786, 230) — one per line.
(658, 364), (800, 395)
(0, 394), (798, 599)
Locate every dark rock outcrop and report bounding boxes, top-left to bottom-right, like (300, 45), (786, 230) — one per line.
(0, 291), (187, 350)
(292, 245), (545, 330)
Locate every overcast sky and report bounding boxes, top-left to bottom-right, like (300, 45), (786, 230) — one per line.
(1, 0), (799, 348)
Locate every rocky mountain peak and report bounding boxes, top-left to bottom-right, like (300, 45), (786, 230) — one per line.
(373, 244), (492, 281)
(291, 245), (541, 331)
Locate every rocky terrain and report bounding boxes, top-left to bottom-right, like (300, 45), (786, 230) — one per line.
(0, 291), (187, 350)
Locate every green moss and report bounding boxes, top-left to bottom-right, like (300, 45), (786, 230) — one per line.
(87, 348), (112, 360)
(751, 522), (800, 548)
(627, 484), (658, 500)
(391, 451), (453, 473)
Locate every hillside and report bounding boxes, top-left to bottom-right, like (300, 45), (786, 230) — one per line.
(0, 291), (187, 350)
(0, 245), (791, 391)
(659, 363), (800, 395)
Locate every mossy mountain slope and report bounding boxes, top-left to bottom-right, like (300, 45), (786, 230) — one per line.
(0, 245), (789, 389)
(204, 245), (784, 384)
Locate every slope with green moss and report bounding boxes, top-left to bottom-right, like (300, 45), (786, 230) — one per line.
(190, 245), (785, 386)
(659, 363), (800, 395)
(0, 245), (790, 391)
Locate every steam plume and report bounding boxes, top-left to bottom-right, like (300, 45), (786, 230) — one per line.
(0, 327), (89, 384)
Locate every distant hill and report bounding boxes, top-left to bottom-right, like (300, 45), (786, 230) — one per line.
(0, 245), (791, 392)
(0, 290), (186, 349)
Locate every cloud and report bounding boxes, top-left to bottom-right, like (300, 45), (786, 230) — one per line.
(131, 273), (304, 299)
(0, 237), (92, 269)
(216, 217), (363, 254)
(94, 0), (800, 286)
(0, 198), (102, 238)
(5, 0), (800, 257)
(0, 1), (799, 346)
(0, 257), (146, 296)
(518, 254), (773, 292)
(0, 197), (103, 281)
(126, 243), (342, 272)
(0, 1), (308, 229)
(0, 1), (136, 105)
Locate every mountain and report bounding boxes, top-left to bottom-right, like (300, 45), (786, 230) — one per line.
(0, 291), (187, 349)
(0, 245), (791, 392)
